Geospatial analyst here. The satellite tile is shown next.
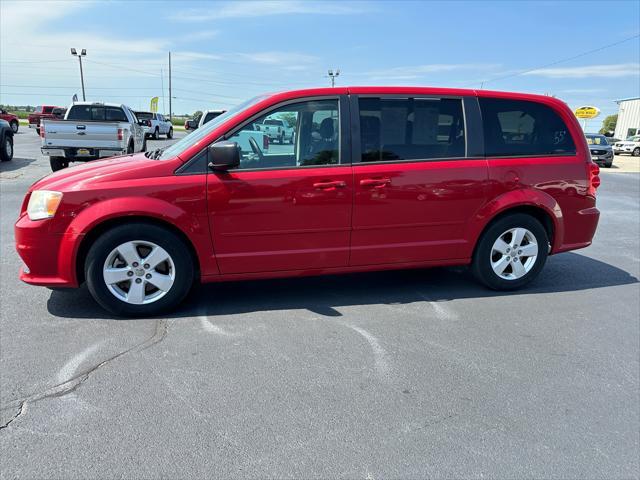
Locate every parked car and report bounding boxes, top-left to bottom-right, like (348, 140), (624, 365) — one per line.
(51, 107), (67, 119)
(0, 119), (14, 161)
(28, 105), (63, 134)
(613, 135), (640, 156)
(40, 102), (146, 171)
(585, 133), (614, 167)
(255, 117), (295, 144)
(15, 87), (600, 316)
(0, 108), (19, 133)
(603, 136), (620, 145)
(185, 110), (226, 131)
(134, 111), (173, 139)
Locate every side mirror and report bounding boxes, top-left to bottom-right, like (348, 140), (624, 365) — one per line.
(187, 120), (198, 130)
(208, 141), (240, 171)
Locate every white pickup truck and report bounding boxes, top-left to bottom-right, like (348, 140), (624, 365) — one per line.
(255, 118), (295, 144)
(41, 102), (146, 171)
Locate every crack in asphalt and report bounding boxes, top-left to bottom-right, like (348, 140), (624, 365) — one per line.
(0, 319), (168, 431)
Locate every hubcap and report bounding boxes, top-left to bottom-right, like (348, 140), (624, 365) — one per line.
(6, 139), (12, 158)
(490, 227), (538, 280)
(103, 240), (175, 305)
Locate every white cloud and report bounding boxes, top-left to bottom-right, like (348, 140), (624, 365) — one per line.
(524, 64), (640, 79)
(236, 51), (317, 65)
(182, 30), (219, 42)
(364, 63), (501, 81)
(172, 0), (369, 21)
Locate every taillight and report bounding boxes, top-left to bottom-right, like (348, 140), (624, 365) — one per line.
(263, 135), (269, 150)
(39, 125), (45, 138)
(588, 162), (600, 196)
(117, 128), (123, 141)
(146, 120), (152, 127)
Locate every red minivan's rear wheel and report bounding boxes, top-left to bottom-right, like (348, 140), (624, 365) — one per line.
(472, 214), (549, 290)
(85, 223), (194, 316)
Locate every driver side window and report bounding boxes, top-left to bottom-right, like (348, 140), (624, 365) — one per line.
(228, 99), (340, 169)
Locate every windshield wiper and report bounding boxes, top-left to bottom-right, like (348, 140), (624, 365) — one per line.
(144, 148), (165, 159)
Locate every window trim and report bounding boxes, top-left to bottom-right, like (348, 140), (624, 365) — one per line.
(176, 95), (350, 175)
(350, 94), (478, 166)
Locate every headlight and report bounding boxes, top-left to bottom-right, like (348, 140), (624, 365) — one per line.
(27, 190), (63, 220)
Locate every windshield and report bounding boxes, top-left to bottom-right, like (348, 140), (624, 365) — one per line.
(159, 95), (269, 160)
(585, 135), (609, 145)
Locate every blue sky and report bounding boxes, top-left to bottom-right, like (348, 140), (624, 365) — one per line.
(1, 0), (638, 130)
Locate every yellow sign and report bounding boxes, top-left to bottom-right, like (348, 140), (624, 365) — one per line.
(150, 97), (159, 113)
(574, 106), (600, 119)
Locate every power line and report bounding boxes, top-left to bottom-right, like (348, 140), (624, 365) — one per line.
(475, 33), (640, 87)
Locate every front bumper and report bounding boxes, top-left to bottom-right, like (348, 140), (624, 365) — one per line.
(590, 150), (613, 165)
(15, 214), (81, 287)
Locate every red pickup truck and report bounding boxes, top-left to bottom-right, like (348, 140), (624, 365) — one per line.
(28, 105), (64, 134)
(0, 108), (19, 133)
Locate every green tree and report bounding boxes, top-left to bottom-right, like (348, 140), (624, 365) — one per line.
(599, 114), (617, 135)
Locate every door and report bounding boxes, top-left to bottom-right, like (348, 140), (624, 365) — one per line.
(207, 97), (353, 275)
(351, 96), (489, 266)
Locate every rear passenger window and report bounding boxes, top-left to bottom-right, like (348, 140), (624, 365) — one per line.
(359, 97), (465, 162)
(106, 108), (127, 121)
(480, 98), (576, 157)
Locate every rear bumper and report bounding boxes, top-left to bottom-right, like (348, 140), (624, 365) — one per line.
(554, 207), (600, 254)
(15, 214), (81, 288)
(41, 147), (126, 160)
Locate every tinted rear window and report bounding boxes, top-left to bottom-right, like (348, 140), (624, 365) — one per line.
(480, 98), (576, 157)
(359, 97), (466, 162)
(67, 106), (127, 122)
(42, 106), (54, 114)
(136, 112), (153, 120)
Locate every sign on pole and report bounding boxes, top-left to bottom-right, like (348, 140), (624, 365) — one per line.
(574, 106), (600, 119)
(150, 96), (159, 113)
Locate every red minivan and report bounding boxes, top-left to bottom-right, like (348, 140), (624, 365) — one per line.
(15, 87), (600, 316)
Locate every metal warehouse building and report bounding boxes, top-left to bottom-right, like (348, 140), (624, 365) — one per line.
(614, 97), (640, 140)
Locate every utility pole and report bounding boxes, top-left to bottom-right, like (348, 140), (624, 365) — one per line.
(71, 48), (87, 101)
(168, 51), (172, 121)
(327, 69), (340, 87)
(161, 68), (166, 114)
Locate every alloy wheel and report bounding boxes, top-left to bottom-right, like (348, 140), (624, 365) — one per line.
(490, 227), (538, 280)
(103, 240), (175, 305)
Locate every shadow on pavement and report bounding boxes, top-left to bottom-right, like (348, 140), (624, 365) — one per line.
(0, 157), (37, 173)
(46, 252), (639, 320)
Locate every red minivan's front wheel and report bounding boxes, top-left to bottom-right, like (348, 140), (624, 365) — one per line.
(472, 214), (549, 290)
(85, 223), (194, 317)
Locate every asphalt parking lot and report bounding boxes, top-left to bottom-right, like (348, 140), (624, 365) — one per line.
(1, 129), (639, 478)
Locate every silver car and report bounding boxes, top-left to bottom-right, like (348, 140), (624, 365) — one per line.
(585, 133), (614, 168)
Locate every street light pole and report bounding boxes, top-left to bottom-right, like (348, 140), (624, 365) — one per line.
(327, 69), (340, 87)
(71, 48), (87, 101)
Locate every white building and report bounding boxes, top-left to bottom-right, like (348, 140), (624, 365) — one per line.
(614, 97), (640, 140)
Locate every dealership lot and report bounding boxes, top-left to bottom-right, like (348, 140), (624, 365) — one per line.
(1, 131), (639, 478)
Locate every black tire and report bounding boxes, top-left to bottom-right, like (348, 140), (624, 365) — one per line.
(0, 134), (13, 161)
(49, 156), (68, 171)
(605, 160), (613, 168)
(167, 127), (173, 139)
(633, 147), (640, 157)
(127, 141), (134, 154)
(85, 223), (195, 317)
(36, 128), (40, 136)
(153, 128), (159, 140)
(142, 136), (147, 152)
(471, 213), (549, 291)
(10, 120), (18, 134)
